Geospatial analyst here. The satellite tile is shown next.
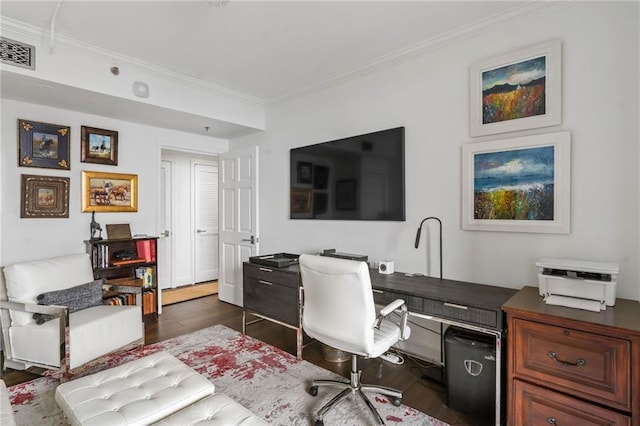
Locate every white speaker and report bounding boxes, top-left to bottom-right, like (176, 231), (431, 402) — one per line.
(378, 260), (394, 275)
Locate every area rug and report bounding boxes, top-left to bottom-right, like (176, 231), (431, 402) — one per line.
(8, 324), (448, 425)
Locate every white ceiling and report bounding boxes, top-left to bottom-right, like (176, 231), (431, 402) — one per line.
(0, 1), (532, 137)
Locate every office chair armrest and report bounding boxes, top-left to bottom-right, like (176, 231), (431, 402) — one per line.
(378, 299), (405, 317)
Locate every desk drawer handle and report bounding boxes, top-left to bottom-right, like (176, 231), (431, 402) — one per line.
(372, 289), (383, 294)
(259, 267), (273, 272)
(259, 280), (273, 286)
(548, 351), (585, 367)
(443, 302), (468, 310)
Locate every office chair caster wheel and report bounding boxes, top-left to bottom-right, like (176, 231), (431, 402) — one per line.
(391, 397), (402, 407)
(308, 385), (318, 396)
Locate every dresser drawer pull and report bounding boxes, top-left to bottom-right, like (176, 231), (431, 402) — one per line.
(547, 417), (556, 425)
(548, 351), (586, 367)
(259, 280), (273, 286)
(443, 302), (468, 310)
(259, 267), (273, 272)
(372, 289), (383, 294)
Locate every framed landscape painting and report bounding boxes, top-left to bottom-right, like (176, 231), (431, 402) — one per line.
(470, 40), (562, 137)
(462, 131), (570, 233)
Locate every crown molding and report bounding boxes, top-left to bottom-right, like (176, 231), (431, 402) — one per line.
(266, 1), (576, 106)
(0, 16), (264, 106)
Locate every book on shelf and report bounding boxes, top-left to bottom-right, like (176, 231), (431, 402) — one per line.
(111, 258), (146, 266)
(136, 239), (156, 262)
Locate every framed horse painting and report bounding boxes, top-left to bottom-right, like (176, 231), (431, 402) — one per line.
(81, 170), (137, 212)
(81, 126), (118, 165)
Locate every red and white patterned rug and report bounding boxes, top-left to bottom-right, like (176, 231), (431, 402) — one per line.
(8, 324), (448, 425)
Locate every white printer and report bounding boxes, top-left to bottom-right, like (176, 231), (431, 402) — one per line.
(536, 258), (618, 312)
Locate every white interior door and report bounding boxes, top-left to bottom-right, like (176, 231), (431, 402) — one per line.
(219, 146), (259, 306)
(194, 161), (219, 283)
(159, 160), (173, 291)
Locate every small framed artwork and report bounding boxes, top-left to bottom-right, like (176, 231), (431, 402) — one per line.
(313, 165), (329, 189)
(81, 126), (118, 165)
(469, 40), (561, 137)
(81, 170), (138, 213)
(462, 131), (570, 234)
(313, 192), (328, 216)
(18, 119), (70, 169)
(290, 188), (312, 213)
(336, 179), (357, 210)
(297, 161), (313, 184)
(20, 174), (70, 218)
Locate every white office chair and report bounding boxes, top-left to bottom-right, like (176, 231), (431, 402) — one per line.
(299, 254), (410, 426)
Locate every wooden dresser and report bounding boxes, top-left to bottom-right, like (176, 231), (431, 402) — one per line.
(502, 286), (640, 426)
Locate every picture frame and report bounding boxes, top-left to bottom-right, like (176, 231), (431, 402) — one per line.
(313, 165), (329, 189)
(290, 188), (312, 213)
(20, 174), (70, 218)
(18, 119), (70, 170)
(469, 40), (562, 137)
(461, 131), (570, 234)
(81, 170), (138, 213)
(297, 161), (313, 184)
(336, 179), (357, 210)
(81, 126), (118, 165)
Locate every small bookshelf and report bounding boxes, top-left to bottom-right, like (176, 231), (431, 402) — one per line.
(85, 236), (159, 321)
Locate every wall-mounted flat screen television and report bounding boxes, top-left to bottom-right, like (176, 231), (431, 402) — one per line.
(290, 126), (405, 221)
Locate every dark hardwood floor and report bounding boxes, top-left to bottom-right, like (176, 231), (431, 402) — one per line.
(3, 295), (484, 425)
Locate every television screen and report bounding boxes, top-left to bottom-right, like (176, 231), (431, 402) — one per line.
(290, 127), (405, 221)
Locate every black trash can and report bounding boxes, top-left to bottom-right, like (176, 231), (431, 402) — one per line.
(444, 326), (496, 424)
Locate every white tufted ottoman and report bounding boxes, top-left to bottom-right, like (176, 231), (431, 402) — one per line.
(55, 351), (216, 425)
(152, 393), (268, 425)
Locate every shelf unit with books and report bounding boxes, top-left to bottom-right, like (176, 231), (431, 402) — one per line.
(85, 236), (159, 321)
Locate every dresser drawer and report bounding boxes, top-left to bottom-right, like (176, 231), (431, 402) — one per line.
(513, 379), (631, 426)
(513, 318), (631, 409)
(244, 277), (299, 326)
(243, 263), (299, 288)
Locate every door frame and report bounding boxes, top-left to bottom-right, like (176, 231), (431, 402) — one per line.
(157, 145), (223, 313)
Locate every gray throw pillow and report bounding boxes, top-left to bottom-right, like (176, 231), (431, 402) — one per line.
(36, 278), (104, 314)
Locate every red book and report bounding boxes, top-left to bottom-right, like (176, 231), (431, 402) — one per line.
(136, 240), (156, 262)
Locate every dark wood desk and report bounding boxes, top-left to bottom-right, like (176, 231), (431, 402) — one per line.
(242, 261), (517, 425)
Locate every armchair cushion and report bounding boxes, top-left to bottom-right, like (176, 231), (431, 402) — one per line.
(3, 253), (95, 326)
(37, 278), (104, 313)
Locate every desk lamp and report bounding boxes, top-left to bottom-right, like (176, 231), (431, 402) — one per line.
(414, 216), (443, 280)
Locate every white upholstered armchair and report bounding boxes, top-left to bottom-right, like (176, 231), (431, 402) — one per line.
(299, 254), (411, 426)
(0, 253), (144, 379)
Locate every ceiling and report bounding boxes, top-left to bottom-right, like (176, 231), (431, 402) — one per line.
(0, 1), (531, 138)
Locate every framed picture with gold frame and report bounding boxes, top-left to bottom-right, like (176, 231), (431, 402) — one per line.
(82, 170), (138, 212)
(290, 188), (312, 213)
(18, 119), (70, 170)
(20, 174), (70, 218)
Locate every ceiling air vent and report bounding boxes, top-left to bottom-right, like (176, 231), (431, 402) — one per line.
(1, 37), (35, 70)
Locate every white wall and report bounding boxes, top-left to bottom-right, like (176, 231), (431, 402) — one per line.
(234, 2), (640, 301)
(1, 98), (227, 267)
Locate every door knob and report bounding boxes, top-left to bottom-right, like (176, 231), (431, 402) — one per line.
(161, 230), (170, 237)
(241, 235), (256, 244)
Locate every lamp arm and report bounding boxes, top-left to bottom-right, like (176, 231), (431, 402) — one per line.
(414, 216), (443, 280)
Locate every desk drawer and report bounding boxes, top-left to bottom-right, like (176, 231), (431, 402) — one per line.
(513, 319), (630, 409)
(513, 379), (631, 426)
(372, 289), (423, 312)
(244, 263), (299, 289)
(244, 277), (299, 326)
(422, 299), (497, 329)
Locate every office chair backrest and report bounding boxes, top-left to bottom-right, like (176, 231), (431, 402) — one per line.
(299, 254), (377, 356)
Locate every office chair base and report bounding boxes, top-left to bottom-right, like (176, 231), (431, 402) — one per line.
(308, 355), (403, 425)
